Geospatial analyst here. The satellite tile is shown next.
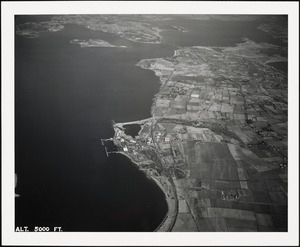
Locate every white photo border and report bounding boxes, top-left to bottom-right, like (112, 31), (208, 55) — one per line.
(2, 1), (299, 246)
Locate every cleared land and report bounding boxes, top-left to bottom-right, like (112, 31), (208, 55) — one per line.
(113, 31), (287, 231)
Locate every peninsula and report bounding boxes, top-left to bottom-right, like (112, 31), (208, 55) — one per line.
(112, 39), (288, 232)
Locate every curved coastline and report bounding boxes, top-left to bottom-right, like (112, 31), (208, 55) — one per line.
(111, 150), (177, 232)
(111, 47), (179, 231)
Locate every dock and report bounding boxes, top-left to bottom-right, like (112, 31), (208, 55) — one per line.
(104, 147), (109, 157)
(104, 147), (119, 157)
(101, 138), (114, 146)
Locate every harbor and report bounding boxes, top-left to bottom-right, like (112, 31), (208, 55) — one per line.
(101, 138), (119, 157)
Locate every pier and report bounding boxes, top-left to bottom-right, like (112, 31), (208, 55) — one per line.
(100, 138), (114, 146)
(104, 147), (109, 157)
(104, 147), (120, 157)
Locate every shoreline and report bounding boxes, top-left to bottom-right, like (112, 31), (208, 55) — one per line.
(112, 47), (179, 231)
(111, 150), (177, 232)
(110, 45), (180, 232)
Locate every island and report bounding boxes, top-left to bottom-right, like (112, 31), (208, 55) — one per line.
(70, 39), (126, 48)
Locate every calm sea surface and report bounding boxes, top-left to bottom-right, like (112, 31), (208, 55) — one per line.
(15, 15), (284, 231)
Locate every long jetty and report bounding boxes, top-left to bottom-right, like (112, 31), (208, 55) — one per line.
(114, 117), (153, 128)
(104, 147), (109, 157)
